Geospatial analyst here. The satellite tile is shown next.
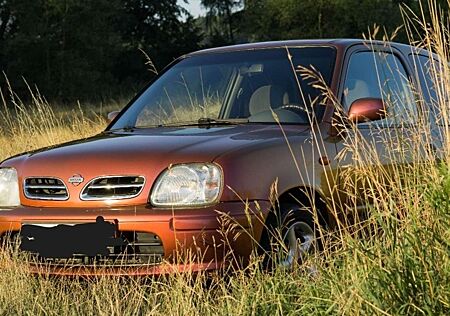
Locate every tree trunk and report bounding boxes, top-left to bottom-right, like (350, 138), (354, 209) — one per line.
(226, 5), (233, 43)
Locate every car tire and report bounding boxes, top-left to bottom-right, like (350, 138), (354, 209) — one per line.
(259, 202), (320, 270)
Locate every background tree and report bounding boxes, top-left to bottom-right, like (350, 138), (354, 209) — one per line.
(2, 0), (123, 101)
(0, 0), (447, 103)
(201, 0), (242, 44)
(116, 0), (201, 88)
(0, 0), (15, 75)
(0, 0), (14, 43)
(0, 0), (201, 102)
(240, 0), (425, 42)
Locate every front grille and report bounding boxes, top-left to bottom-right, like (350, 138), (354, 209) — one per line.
(24, 177), (69, 201)
(80, 176), (145, 201)
(5, 231), (164, 267)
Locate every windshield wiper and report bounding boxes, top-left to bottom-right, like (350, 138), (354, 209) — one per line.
(197, 117), (248, 125)
(109, 118), (249, 131)
(156, 118), (249, 128)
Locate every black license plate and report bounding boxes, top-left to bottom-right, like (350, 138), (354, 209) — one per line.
(19, 216), (125, 258)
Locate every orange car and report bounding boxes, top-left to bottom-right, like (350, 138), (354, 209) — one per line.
(0, 39), (440, 275)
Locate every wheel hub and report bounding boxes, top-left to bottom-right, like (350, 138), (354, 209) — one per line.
(281, 221), (315, 268)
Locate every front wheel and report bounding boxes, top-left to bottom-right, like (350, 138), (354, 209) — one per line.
(280, 218), (316, 267)
(260, 202), (320, 270)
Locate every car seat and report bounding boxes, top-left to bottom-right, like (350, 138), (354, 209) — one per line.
(248, 85), (290, 115)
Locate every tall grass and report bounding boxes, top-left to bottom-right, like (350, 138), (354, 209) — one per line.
(0, 78), (111, 162)
(0, 1), (449, 314)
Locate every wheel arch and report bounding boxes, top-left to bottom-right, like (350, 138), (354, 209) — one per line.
(268, 185), (335, 230)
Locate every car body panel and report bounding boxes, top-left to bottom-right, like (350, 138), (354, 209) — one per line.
(3, 125), (311, 208)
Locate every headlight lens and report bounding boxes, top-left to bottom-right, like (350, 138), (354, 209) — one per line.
(151, 163), (222, 207)
(0, 168), (20, 207)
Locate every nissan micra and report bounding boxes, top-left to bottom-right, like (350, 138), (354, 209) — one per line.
(0, 39), (440, 275)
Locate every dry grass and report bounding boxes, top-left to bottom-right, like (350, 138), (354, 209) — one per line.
(0, 1), (449, 314)
(0, 80), (111, 162)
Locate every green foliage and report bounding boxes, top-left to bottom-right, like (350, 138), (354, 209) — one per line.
(2, 0), (123, 101)
(201, 0), (242, 43)
(241, 0), (419, 41)
(0, 0), (201, 102)
(361, 164), (450, 314)
(116, 0), (201, 84)
(1, 0), (449, 102)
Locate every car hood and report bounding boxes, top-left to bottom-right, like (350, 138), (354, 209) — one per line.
(2, 124), (311, 207)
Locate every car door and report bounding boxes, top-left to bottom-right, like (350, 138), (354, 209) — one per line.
(335, 45), (420, 218)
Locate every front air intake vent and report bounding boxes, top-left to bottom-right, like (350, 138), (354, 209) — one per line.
(80, 176), (145, 201)
(24, 177), (69, 201)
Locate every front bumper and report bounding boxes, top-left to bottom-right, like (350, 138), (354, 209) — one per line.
(0, 201), (270, 276)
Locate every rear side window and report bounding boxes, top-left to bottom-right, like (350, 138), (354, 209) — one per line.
(343, 51), (417, 126)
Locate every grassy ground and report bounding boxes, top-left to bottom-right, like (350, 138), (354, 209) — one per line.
(0, 2), (450, 315)
(0, 168), (447, 315)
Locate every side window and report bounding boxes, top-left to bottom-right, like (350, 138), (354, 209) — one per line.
(343, 51), (417, 126)
(409, 54), (444, 125)
(409, 54), (439, 105)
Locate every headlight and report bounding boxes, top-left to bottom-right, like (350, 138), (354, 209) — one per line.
(150, 163), (223, 207)
(0, 168), (20, 207)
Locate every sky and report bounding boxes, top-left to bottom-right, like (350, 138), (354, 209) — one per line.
(179, 0), (206, 18)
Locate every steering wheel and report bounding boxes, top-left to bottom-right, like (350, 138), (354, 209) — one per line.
(279, 104), (306, 112)
(278, 104), (311, 121)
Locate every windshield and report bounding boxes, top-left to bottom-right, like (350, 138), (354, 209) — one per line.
(111, 47), (336, 129)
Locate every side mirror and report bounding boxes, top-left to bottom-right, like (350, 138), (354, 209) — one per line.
(348, 98), (386, 123)
(107, 111), (120, 123)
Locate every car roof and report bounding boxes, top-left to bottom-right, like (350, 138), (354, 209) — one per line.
(186, 38), (424, 57)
